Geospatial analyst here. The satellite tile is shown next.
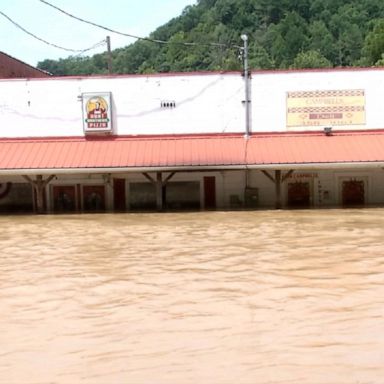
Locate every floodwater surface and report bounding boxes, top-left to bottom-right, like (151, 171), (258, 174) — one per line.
(1, 209), (384, 384)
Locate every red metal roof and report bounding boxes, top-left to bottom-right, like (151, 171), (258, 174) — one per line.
(0, 131), (384, 174)
(0, 135), (246, 172)
(246, 131), (384, 166)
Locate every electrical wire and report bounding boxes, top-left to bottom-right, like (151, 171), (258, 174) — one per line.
(0, 9), (106, 54)
(38, 0), (239, 49)
(74, 39), (107, 57)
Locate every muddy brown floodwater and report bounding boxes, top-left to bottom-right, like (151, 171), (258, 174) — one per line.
(1, 209), (384, 384)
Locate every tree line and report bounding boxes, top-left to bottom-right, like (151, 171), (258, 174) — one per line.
(37, 0), (384, 76)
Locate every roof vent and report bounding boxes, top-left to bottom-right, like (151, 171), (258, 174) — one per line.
(161, 100), (176, 108)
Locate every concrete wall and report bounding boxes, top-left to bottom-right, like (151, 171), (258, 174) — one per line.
(1, 68), (384, 138)
(253, 68), (384, 132)
(0, 72), (244, 137)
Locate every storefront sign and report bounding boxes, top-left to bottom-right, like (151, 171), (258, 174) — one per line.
(82, 92), (113, 133)
(287, 172), (318, 179)
(286, 89), (365, 127)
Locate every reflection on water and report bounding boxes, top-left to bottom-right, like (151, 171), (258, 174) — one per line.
(1, 209), (384, 384)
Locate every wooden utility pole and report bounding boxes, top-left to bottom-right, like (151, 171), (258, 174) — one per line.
(106, 36), (112, 75)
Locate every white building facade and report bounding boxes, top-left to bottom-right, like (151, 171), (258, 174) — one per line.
(0, 68), (384, 213)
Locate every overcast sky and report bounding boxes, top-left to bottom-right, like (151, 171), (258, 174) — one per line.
(0, 0), (196, 66)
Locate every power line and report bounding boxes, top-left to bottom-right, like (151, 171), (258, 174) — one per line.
(0, 9), (106, 54)
(38, 0), (237, 49)
(73, 39), (108, 57)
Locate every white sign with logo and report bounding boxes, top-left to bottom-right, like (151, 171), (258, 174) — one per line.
(82, 92), (113, 133)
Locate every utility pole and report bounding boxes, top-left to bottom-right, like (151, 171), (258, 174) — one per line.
(241, 34), (251, 138)
(106, 36), (112, 75)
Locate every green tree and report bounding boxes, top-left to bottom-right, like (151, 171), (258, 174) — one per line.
(263, 12), (309, 68)
(308, 21), (337, 62)
(361, 18), (384, 65)
(36, 0), (384, 75)
(291, 50), (332, 68)
(329, 4), (366, 65)
(375, 54), (384, 66)
(249, 43), (274, 69)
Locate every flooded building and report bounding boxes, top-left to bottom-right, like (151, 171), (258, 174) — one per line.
(0, 67), (384, 213)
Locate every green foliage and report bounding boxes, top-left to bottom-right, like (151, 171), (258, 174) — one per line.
(361, 18), (384, 66)
(291, 50), (332, 68)
(37, 0), (384, 76)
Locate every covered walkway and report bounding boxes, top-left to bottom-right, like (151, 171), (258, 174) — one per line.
(0, 130), (383, 212)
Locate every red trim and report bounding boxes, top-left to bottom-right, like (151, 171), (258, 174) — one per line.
(252, 66), (384, 75)
(1, 129), (384, 143)
(0, 70), (240, 82)
(1, 65), (382, 83)
(248, 129), (384, 138)
(0, 132), (245, 143)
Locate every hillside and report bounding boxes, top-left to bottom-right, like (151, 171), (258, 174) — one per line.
(37, 0), (384, 75)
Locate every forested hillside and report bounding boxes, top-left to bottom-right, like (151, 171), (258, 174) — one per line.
(37, 0), (384, 75)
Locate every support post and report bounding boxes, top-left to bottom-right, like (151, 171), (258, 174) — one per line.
(156, 172), (163, 212)
(261, 170), (275, 183)
(261, 170), (294, 209)
(23, 174), (55, 214)
(275, 170), (282, 209)
(35, 175), (44, 214)
(282, 170), (295, 182)
(142, 172), (176, 212)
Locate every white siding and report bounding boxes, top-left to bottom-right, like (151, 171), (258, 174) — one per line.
(1, 68), (384, 138)
(252, 69), (384, 132)
(0, 73), (244, 137)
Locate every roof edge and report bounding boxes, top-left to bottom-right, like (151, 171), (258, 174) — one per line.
(1, 65), (383, 82)
(1, 129), (384, 143)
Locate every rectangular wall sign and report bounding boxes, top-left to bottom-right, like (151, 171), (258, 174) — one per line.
(82, 92), (113, 133)
(286, 89), (365, 128)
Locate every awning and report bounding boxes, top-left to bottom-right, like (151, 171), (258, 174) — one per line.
(0, 131), (384, 175)
(246, 130), (384, 169)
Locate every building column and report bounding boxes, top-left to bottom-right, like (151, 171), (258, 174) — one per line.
(261, 170), (294, 209)
(143, 171), (176, 212)
(275, 170), (282, 209)
(156, 172), (163, 211)
(23, 175), (55, 214)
